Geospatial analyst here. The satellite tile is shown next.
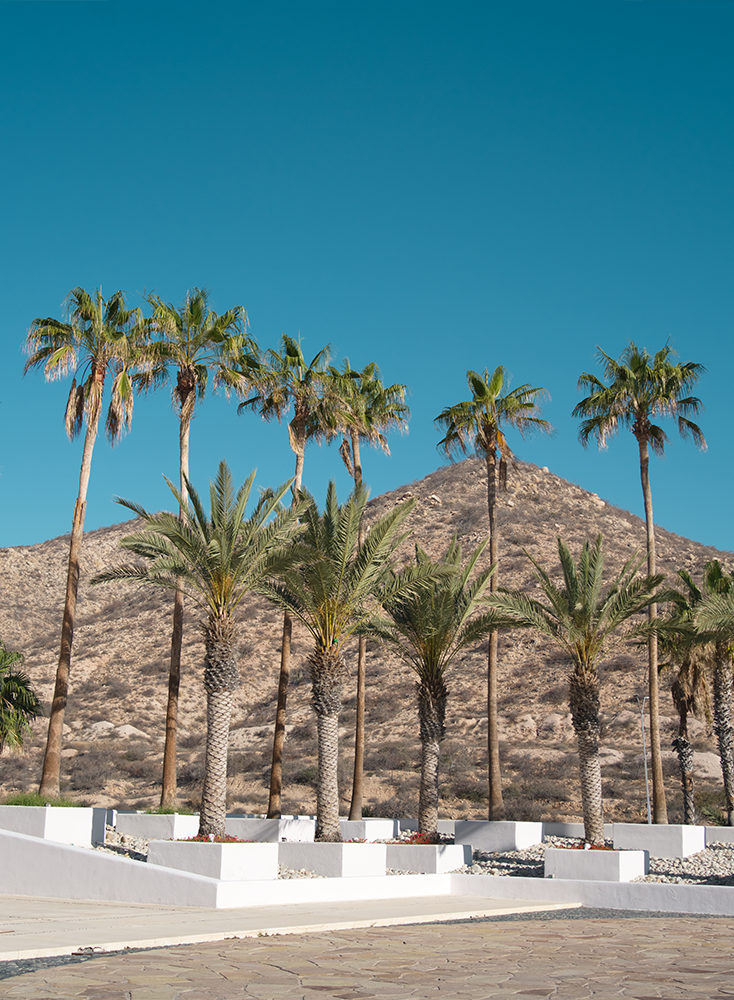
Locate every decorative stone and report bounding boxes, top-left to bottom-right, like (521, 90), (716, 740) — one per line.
(612, 823), (706, 859)
(147, 840), (279, 880)
(455, 821), (543, 852)
(386, 843), (472, 873)
(279, 841), (387, 877)
(544, 846), (648, 881)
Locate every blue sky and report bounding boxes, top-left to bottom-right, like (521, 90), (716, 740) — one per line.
(1, 1), (731, 554)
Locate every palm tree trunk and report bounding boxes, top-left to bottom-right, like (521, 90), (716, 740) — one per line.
(38, 410), (100, 799)
(417, 680), (446, 841)
(311, 645), (346, 842)
(638, 436), (668, 824)
(160, 398), (194, 810)
(486, 450), (504, 819)
(569, 665), (604, 844)
(712, 651), (734, 826)
(672, 734), (697, 825)
(267, 421), (307, 818)
(199, 613), (240, 838)
(349, 430), (366, 821)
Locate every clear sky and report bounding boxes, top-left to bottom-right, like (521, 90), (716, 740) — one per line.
(1, 1), (731, 553)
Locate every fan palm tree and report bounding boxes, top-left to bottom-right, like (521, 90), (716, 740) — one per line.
(260, 482), (420, 841)
(137, 288), (256, 809)
(0, 642), (42, 754)
(435, 366), (550, 819)
(658, 572), (711, 826)
(371, 539), (499, 839)
(238, 334), (336, 817)
(92, 462), (306, 837)
(574, 342), (706, 823)
(687, 563), (734, 826)
(24, 287), (146, 798)
(489, 536), (664, 844)
(327, 359), (410, 820)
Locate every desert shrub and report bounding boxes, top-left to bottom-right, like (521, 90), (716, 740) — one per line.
(69, 746), (119, 791)
(3, 791), (80, 807)
(452, 781), (486, 804)
(124, 743), (151, 762)
(122, 757), (160, 783)
(696, 789), (727, 826)
(291, 765), (318, 785)
(179, 733), (204, 749)
(540, 683), (568, 705)
(178, 760), (205, 786)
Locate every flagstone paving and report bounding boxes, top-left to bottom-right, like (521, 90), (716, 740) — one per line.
(0, 912), (732, 999)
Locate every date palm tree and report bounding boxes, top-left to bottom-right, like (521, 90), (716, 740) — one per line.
(435, 366), (549, 819)
(327, 359), (410, 820)
(92, 462), (306, 837)
(238, 335), (335, 817)
(489, 535), (663, 844)
(574, 342), (706, 823)
(0, 642), (42, 754)
(371, 539), (499, 839)
(687, 562), (734, 826)
(24, 287), (145, 798)
(658, 571), (711, 825)
(137, 288), (256, 809)
(260, 483), (420, 841)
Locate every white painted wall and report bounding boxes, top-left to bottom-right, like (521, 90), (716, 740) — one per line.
(455, 821), (543, 852)
(613, 823), (706, 858)
(0, 806), (95, 847)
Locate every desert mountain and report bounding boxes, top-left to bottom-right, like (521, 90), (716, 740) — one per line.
(0, 457), (730, 824)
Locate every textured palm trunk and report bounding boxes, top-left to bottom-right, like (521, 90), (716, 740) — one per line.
(486, 449), (504, 819)
(637, 436), (668, 824)
(417, 679), (447, 841)
(268, 419), (307, 818)
(160, 392), (194, 810)
(311, 645), (346, 842)
(672, 734), (696, 825)
(712, 649), (734, 826)
(348, 431), (366, 821)
(569, 664), (604, 844)
(198, 613), (240, 838)
(39, 404), (101, 799)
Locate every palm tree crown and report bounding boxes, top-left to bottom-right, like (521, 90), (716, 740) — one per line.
(0, 642), (42, 754)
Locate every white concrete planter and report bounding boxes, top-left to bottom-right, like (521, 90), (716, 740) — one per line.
(279, 841), (387, 877)
(399, 818), (456, 836)
(386, 843), (472, 873)
(455, 820), (543, 853)
(225, 817), (315, 842)
(613, 823), (706, 858)
(542, 821), (613, 840)
(115, 812), (200, 841)
(0, 805), (96, 847)
(147, 840), (279, 880)
(340, 818), (399, 841)
(706, 826), (734, 845)
(545, 846), (648, 881)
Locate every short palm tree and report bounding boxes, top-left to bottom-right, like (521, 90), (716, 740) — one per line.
(92, 462), (306, 837)
(260, 483), (420, 841)
(489, 536), (663, 844)
(0, 642), (42, 754)
(371, 539), (499, 839)
(137, 287), (256, 809)
(24, 287), (145, 798)
(327, 359), (410, 820)
(688, 563), (734, 826)
(574, 341), (706, 823)
(658, 569), (712, 825)
(435, 366), (550, 819)
(238, 334), (336, 817)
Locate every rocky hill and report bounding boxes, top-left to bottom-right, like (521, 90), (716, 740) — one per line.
(0, 457), (731, 825)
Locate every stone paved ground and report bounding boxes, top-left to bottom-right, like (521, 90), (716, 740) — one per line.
(0, 913), (732, 999)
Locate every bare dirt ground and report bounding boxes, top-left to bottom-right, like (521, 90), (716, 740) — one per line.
(0, 457), (730, 825)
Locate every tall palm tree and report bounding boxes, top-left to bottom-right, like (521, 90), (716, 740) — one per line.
(658, 571), (711, 826)
(327, 359), (410, 820)
(92, 462), (306, 837)
(435, 366), (550, 819)
(0, 642), (42, 754)
(489, 536), (664, 843)
(574, 342), (706, 823)
(371, 539), (499, 839)
(687, 563), (734, 826)
(137, 288), (256, 809)
(238, 335), (335, 817)
(24, 287), (145, 798)
(260, 483), (421, 841)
